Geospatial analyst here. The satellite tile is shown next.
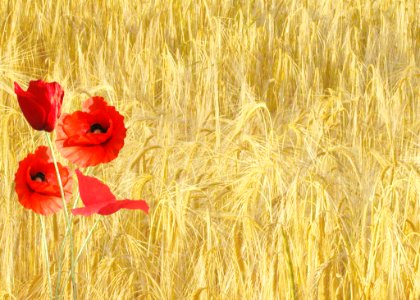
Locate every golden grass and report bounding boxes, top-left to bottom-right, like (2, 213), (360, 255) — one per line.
(0, 0), (419, 299)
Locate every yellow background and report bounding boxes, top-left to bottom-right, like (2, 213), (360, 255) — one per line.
(0, 0), (419, 299)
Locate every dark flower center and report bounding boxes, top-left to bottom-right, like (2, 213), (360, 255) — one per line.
(90, 123), (107, 134)
(31, 172), (46, 182)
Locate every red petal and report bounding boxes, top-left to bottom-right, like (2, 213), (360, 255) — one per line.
(14, 82), (47, 130)
(26, 162), (70, 196)
(56, 145), (111, 167)
(63, 120), (113, 147)
(82, 96), (109, 112)
(97, 200), (149, 215)
(61, 112), (92, 137)
(14, 80), (64, 132)
(75, 169), (116, 207)
(14, 146), (72, 215)
(72, 171), (149, 216)
(28, 81), (64, 131)
(31, 194), (63, 215)
(72, 203), (108, 216)
(56, 97), (126, 167)
(33, 146), (52, 162)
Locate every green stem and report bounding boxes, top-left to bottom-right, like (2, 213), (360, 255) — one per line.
(62, 218), (100, 292)
(54, 193), (80, 299)
(40, 216), (53, 299)
(45, 133), (77, 300)
(55, 229), (68, 298)
(75, 218), (100, 262)
(45, 133), (69, 219)
(60, 167), (93, 295)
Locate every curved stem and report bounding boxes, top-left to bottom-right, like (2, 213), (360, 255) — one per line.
(40, 216), (53, 299)
(45, 132), (77, 300)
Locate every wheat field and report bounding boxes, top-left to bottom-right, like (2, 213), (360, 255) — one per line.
(0, 0), (419, 299)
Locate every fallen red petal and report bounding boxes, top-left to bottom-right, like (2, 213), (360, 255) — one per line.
(73, 170), (149, 216)
(75, 169), (116, 206)
(97, 200), (149, 215)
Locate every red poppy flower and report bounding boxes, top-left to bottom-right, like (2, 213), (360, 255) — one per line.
(72, 170), (148, 216)
(14, 146), (73, 215)
(14, 80), (64, 132)
(56, 97), (126, 167)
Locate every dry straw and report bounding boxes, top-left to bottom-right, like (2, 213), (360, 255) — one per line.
(0, 0), (419, 299)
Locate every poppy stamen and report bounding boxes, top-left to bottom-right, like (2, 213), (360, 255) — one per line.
(31, 172), (46, 182)
(90, 123), (107, 134)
